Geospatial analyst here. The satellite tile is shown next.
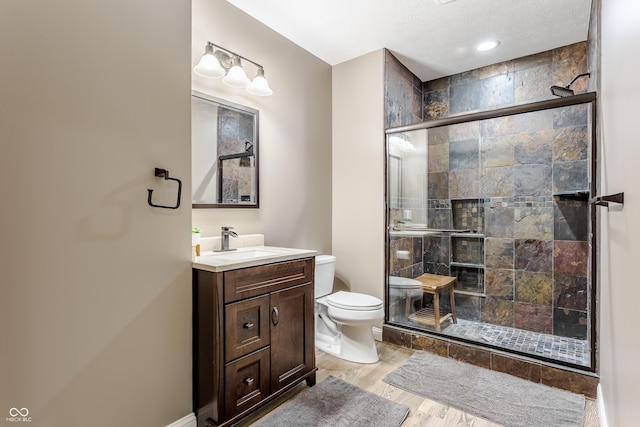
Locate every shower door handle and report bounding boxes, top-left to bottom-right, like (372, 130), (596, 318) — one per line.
(271, 307), (279, 326)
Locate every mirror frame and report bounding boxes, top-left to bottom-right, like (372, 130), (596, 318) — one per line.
(192, 91), (259, 208)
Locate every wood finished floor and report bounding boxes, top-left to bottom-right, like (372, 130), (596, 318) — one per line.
(234, 341), (600, 427)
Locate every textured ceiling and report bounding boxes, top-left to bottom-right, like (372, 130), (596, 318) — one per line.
(226, 0), (592, 81)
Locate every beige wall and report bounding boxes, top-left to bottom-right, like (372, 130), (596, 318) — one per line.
(598, 0), (640, 425)
(0, 1), (192, 426)
(191, 0), (332, 254)
(332, 50), (386, 298)
(7, 1), (633, 425)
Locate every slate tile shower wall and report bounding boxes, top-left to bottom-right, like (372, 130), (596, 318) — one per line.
(386, 43), (590, 341)
(385, 50), (422, 128)
(423, 42), (589, 340)
(423, 42), (589, 120)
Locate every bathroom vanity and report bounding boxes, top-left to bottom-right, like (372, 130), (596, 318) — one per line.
(192, 247), (317, 427)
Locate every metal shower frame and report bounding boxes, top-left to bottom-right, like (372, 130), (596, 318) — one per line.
(383, 92), (599, 372)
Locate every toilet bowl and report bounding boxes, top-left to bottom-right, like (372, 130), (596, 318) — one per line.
(314, 255), (384, 364)
(388, 276), (423, 322)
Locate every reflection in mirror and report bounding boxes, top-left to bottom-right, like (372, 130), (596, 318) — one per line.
(387, 130), (427, 225)
(192, 91), (259, 208)
(388, 154), (401, 209)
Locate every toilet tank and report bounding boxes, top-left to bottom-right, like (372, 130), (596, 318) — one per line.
(314, 255), (336, 298)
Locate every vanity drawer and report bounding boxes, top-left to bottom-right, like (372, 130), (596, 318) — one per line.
(225, 295), (270, 362)
(225, 347), (270, 418)
(224, 258), (313, 303)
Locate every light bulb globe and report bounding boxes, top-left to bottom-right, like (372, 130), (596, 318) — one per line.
(193, 44), (225, 78)
(223, 57), (250, 88)
(247, 69), (273, 96)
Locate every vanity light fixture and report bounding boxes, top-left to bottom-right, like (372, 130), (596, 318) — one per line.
(194, 42), (273, 96)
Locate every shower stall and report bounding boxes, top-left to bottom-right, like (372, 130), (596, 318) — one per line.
(385, 93), (597, 371)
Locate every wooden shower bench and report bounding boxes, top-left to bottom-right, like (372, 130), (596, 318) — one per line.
(408, 273), (458, 332)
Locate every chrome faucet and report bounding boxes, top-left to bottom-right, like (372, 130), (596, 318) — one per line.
(218, 226), (238, 252)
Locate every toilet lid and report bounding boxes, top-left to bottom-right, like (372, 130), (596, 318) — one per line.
(388, 276), (422, 289)
(326, 291), (383, 311)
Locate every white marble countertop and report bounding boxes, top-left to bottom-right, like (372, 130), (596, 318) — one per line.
(192, 245), (317, 272)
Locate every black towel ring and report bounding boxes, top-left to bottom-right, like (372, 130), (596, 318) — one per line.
(147, 168), (182, 209)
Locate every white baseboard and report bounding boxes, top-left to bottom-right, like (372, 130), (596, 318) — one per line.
(166, 413), (196, 427)
(373, 326), (383, 342)
(597, 384), (608, 427)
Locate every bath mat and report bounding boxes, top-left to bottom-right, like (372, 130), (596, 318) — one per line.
(383, 351), (584, 427)
(256, 375), (410, 427)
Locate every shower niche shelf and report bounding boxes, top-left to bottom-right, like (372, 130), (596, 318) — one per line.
(553, 191), (590, 201)
(451, 261), (485, 295)
(450, 261), (484, 269)
(450, 199), (485, 295)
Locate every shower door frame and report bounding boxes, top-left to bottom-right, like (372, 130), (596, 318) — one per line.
(384, 92), (598, 372)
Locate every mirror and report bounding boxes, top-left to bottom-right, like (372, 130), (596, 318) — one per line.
(192, 91), (259, 208)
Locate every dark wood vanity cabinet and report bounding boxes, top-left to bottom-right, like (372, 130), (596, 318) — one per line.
(193, 257), (316, 427)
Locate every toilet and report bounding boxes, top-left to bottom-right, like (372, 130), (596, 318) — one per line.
(388, 276), (423, 322)
(314, 255), (385, 363)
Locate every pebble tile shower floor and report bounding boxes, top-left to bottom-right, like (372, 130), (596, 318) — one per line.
(439, 319), (590, 367)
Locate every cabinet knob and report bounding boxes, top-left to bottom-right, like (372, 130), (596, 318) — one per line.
(243, 322), (254, 329)
(244, 377), (254, 386)
(271, 307), (279, 326)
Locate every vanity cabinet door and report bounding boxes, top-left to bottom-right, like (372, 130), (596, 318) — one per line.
(225, 294), (270, 362)
(269, 282), (315, 393)
(224, 347), (270, 418)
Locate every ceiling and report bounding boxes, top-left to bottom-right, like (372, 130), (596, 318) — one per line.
(226, 0), (592, 81)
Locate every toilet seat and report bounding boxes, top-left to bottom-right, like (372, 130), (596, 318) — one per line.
(326, 291), (383, 311)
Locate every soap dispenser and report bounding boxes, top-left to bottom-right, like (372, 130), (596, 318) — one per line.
(192, 227), (202, 261)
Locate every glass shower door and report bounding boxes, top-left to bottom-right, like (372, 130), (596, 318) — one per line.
(387, 129), (429, 324)
(385, 97), (595, 370)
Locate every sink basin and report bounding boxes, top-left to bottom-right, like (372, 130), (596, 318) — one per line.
(209, 249), (278, 261)
(194, 245), (317, 272)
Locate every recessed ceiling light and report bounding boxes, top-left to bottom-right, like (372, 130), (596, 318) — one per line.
(433, 0), (456, 4)
(476, 40), (500, 51)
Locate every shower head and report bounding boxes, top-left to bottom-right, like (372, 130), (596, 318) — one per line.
(550, 72), (591, 97)
(550, 85), (576, 97)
